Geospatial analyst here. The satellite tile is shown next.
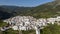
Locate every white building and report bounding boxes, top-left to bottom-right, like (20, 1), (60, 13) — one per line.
(47, 18), (56, 24)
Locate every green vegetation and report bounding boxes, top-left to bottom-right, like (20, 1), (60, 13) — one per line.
(1, 24), (60, 34)
(0, 6), (33, 20)
(2, 28), (19, 34)
(22, 30), (35, 34)
(0, 0), (60, 34)
(0, 29), (35, 34)
(0, 1), (60, 19)
(0, 20), (7, 27)
(42, 24), (60, 34)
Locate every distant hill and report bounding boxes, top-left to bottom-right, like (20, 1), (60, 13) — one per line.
(1, 0), (60, 19)
(0, 5), (33, 20)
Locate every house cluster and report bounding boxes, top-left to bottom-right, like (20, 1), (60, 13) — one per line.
(2, 16), (60, 31)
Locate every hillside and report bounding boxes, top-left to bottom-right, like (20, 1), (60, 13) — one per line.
(28, 0), (60, 18)
(1, 0), (60, 19)
(0, 5), (33, 20)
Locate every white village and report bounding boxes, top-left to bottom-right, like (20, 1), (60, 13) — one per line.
(0, 16), (60, 34)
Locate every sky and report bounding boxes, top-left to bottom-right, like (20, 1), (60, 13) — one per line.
(0, 0), (54, 7)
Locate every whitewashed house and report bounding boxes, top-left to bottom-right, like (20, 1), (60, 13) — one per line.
(47, 18), (56, 24)
(56, 16), (60, 21)
(37, 18), (47, 27)
(12, 26), (18, 30)
(4, 16), (60, 34)
(10, 16), (35, 31)
(56, 16), (60, 25)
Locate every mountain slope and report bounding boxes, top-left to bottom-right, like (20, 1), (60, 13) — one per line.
(0, 5), (33, 20)
(1, 0), (60, 19)
(28, 0), (60, 18)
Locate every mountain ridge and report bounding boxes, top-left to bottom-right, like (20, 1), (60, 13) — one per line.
(0, 0), (60, 19)
(0, 5), (34, 20)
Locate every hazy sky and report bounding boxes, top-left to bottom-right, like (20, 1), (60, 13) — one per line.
(0, 0), (54, 7)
